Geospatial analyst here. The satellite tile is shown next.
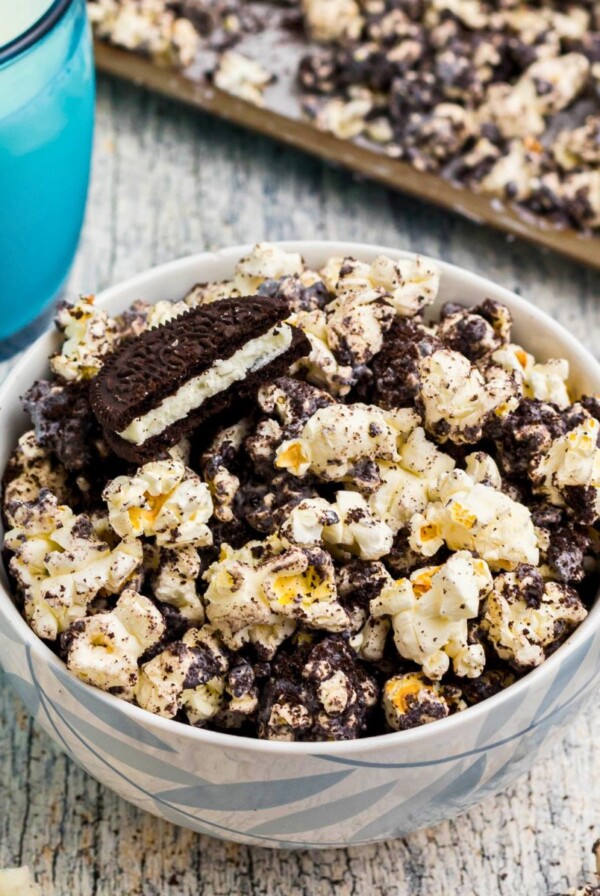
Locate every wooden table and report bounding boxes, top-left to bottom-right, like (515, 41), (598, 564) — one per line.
(1, 75), (600, 896)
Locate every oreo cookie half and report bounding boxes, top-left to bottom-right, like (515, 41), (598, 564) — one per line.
(90, 296), (310, 463)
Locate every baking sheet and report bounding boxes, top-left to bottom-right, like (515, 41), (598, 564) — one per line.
(94, 39), (600, 270)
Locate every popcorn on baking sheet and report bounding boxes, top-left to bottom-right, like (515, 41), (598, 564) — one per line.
(371, 551), (492, 679)
(481, 564), (588, 670)
(213, 51), (274, 106)
(103, 458), (213, 547)
(4, 491), (143, 641)
(409, 464), (539, 570)
(50, 297), (118, 382)
(87, 0), (199, 67)
(63, 590), (165, 698)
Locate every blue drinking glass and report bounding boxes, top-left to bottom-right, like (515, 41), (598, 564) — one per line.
(0, 0), (95, 356)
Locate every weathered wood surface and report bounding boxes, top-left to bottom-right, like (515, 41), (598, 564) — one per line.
(1, 76), (600, 896)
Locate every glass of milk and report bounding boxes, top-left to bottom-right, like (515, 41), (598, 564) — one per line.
(0, 0), (95, 355)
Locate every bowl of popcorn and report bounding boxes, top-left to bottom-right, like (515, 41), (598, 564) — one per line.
(1, 241), (599, 849)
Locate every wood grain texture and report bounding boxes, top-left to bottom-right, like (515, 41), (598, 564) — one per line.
(1, 75), (600, 895)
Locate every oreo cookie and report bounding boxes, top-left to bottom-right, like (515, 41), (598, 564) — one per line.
(90, 296), (310, 463)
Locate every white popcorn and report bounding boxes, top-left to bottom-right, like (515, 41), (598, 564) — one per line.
(51, 297), (118, 382)
(4, 492), (143, 641)
(321, 254), (440, 317)
(203, 537), (349, 652)
(530, 417), (600, 522)
(282, 492), (394, 560)
(213, 51), (273, 106)
(103, 459), (213, 548)
(351, 616), (390, 662)
(292, 309), (355, 397)
(275, 403), (419, 482)
(480, 139), (541, 202)
(371, 552), (492, 678)
(409, 467), (539, 570)
(482, 567), (587, 670)
(3, 431), (70, 520)
(368, 427), (455, 533)
(477, 81), (545, 140)
(0, 867), (42, 896)
(492, 343), (570, 409)
(368, 255), (440, 317)
(201, 420), (250, 522)
(65, 590), (165, 697)
(281, 497), (339, 545)
(302, 0), (363, 41)
(151, 545), (204, 622)
(315, 96), (373, 140)
(136, 626), (228, 720)
(144, 300), (189, 329)
(417, 349), (518, 443)
(382, 672), (454, 731)
(234, 242), (304, 292)
(525, 53), (590, 117)
(325, 288), (394, 365)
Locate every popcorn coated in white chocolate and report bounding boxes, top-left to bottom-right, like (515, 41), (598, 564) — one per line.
(151, 545), (204, 622)
(409, 465), (539, 570)
(65, 590), (165, 697)
(50, 297), (118, 382)
(213, 51), (273, 107)
(203, 537), (349, 652)
(103, 459), (213, 547)
(492, 343), (570, 409)
(371, 552), (492, 678)
(301, 0), (363, 42)
(136, 625), (228, 721)
(417, 349), (518, 444)
(291, 309), (355, 397)
(325, 288), (395, 366)
(282, 492), (394, 560)
(275, 403), (418, 483)
(368, 427), (456, 533)
(530, 417), (600, 523)
(3, 431), (70, 521)
(481, 565), (587, 670)
(322, 254), (440, 318)
(4, 492), (143, 641)
(382, 672), (458, 731)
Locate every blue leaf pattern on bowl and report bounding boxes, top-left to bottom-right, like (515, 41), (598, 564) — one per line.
(56, 705), (213, 786)
(157, 769), (352, 811)
(2, 669), (39, 719)
(51, 663), (177, 752)
(350, 753), (488, 842)
(248, 779), (394, 836)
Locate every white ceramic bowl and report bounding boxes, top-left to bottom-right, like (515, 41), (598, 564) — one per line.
(1, 242), (600, 849)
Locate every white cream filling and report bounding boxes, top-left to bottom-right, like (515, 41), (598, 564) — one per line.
(119, 324), (293, 445)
